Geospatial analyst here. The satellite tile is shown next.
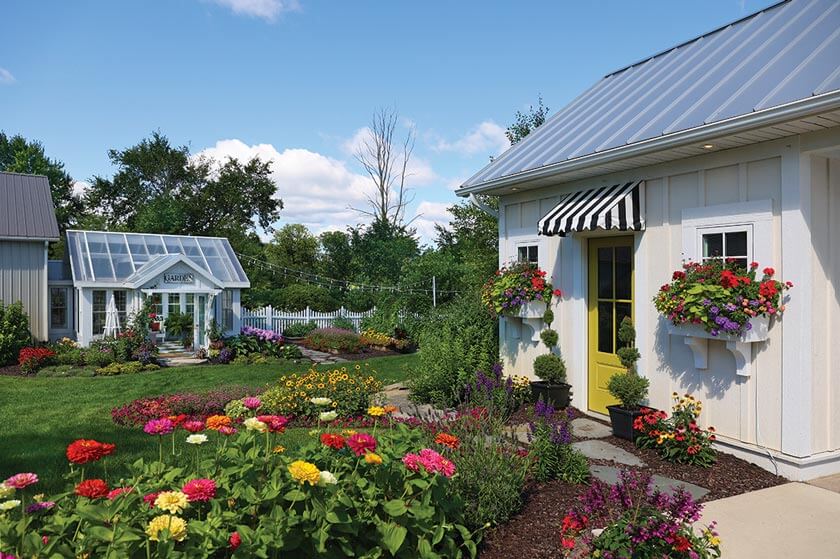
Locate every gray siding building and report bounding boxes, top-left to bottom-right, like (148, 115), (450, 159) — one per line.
(0, 172), (60, 341)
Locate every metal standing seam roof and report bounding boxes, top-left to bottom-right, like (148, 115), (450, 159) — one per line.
(65, 230), (249, 287)
(0, 172), (60, 240)
(461, 0), (840, 190)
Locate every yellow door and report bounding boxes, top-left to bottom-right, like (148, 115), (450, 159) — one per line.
(588, 237), (634, 414)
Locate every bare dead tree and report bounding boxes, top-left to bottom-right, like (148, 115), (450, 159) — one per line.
(351, 107), (417, 227)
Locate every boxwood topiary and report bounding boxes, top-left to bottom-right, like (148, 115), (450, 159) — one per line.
(533, 353), (567, 385)
(540, 328), (558, 349)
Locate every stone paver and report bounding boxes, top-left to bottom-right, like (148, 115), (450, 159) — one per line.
(571, 439), (645, 467)
(160, 356), (207, 367)
(571, 417), (613, 439)
(590, 465), (709, 500)
(380, 383), (448, 420)
(299, 346), (348, 364)
(808, 473), (840, 494)
(699, 483), (840, 558)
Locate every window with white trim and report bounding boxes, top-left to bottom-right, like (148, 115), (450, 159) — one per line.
(50, 288), (68, 329)
(221, 290), (233, 331)
(698, 225), (751, 270)
(516, 244), (539, 264)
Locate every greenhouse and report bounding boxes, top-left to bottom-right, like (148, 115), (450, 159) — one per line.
(49, 230), (250, 347)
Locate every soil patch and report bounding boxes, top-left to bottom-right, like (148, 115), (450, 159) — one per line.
(0, 364), (25, 377)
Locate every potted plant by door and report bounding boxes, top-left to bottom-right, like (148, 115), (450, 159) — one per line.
(530, 323), (572, 408)
(606, 317), (650, 441)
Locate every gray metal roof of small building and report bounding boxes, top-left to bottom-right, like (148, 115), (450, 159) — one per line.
(0, 172), (60, 240)
(461, 0), (840, 190)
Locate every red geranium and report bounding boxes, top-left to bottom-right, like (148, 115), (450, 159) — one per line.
(763, 267), (775, 276)
(531, 277), (546, 290)
(75, 479), (109, 499)
(759, 281), (778, 298)
(66, 439), (116, 464)
(320, 433), (346, 450)
(672, 270), (686, 281)
(229, 532), (241, 550)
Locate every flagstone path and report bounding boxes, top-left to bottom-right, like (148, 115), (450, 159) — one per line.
(300, 347), (348, 365)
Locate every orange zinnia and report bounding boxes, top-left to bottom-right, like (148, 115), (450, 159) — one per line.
(434, 432), (460, 450)
(205, 415), (232, 431)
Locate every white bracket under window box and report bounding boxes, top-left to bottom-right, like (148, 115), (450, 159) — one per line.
(507, 301), (546, 343)
(665, 316), (770, 377)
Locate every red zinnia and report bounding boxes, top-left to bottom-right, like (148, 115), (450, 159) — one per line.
(66, 439), (116, 465)
(182, 420), (205, 433)
(182, 478), (217, 502)
(320, 433), (346, 450)
(346, 433), (377, 456)
(75, 479), (109, 499)
(257, 415), (288, 433)
(143, 491), (161, 508)
(229, 531), (241, 550)
(107, 486), (133, 500)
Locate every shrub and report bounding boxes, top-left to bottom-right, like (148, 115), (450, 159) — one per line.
(56, 348), (86, 366)
(85, 343), (117, 367)
(533, 353), (566, 385)
(560, 469), (721, 558)
(635, 394), (717, 467)
(304, 328), (363, 353)
(607, 372), (649, 410)
(163, 311), (193, 343)
(0, 423), (478, 558)
(18, 347), (56, 373)
(283, 321), (318, 338)
(95, 361), (144, 376)
(261, 365), (382, 418)
(539, 328), (558, 348)
(409, 294), (498, 407)
(0, 300), (31, 366)
(280, 344), (303, 360)
(332, 315), (356, 332)
(527, 401), (588, 483)
(280, 283), (341, 312)
(229, 326), (284, 357)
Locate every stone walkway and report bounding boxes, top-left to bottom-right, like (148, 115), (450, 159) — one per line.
(300, 346), (348, 365)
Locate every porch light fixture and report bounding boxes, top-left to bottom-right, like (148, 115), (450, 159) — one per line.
(702, 143), (715, 149)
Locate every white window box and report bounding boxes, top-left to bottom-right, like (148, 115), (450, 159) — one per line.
(665, 315), (771, 377)
(512, 300), (547, 319)
(504, 301), (548, 343)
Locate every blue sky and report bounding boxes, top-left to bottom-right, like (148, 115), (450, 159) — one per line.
(0, 0), (775, 242)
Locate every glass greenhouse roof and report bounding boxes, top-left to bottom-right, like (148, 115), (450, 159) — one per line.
(65, 230), (249, 285)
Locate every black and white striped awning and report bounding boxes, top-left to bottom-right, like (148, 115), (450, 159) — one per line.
(538, 180), (645, 237)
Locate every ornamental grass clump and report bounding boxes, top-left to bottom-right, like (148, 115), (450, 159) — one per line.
(560, 469), (721, 559)
(634, 393), (717, 467)
(654, 260), (792, 336)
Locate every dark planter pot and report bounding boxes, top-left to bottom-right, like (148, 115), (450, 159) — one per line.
(530, 381), (571, 409)
(150, 322), (160, 332)
(607, 405), (644, 441)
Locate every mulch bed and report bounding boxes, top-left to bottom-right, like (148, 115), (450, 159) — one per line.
(478, 407), (787, 559)
(0, 364), (25, 376)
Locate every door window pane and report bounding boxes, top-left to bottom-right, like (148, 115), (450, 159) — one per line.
(598, 247), (613, 299)
(92, 290), (107, 334)
(615, 303), (632, 353)
(185, 294), (195, 317)
(50, 288), (67, 328)
(615, 246), (632, 300)
(598, 302), (613, 354)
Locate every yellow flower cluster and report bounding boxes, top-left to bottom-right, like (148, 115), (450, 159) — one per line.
(146, 514), (188, 542)
(261, 365), (383, 417)
(511, 375), (531, 389)
(672, 392), (703, 415)
(367, 406), (386, 417)
(155, 491), (189, 514)
(360, 329), (392, 347)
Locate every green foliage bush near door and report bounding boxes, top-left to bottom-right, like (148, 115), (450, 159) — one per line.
(0, 301), (31, 366)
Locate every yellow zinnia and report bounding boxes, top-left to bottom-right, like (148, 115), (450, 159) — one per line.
(367, 406), (385, 417)
(288, 460), (321, 486)
(364, 453), (383, 465)
(273, 445), (286, 454)
(155, 491), (189, 514)
(146, 514), (188, 542)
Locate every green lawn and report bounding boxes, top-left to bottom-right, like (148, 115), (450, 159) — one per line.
(0, 353), (418, 492)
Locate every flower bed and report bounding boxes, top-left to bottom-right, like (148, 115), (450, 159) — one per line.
(111, 386), (261, 427)
(0, 410), (478, 558)
(260, 365), (382, 418)
(654, 260), (791, 337)
(482, 262), (561, 316)
(303, 328), (364, 354)
(635, 393), (717, 467)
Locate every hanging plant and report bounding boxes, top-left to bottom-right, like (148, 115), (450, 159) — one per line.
(481, 262), (561, 316)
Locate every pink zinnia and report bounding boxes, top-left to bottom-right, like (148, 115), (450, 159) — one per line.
(143, 491), (161, 508)
(402, 453), (421, 472)
(182, 478), (217, 502)
(5, 472), (38, 489)
(218, 425), (237, 436)
(107, 486), (133, 500)
(256, 415), (288, 433)
(182, 420), (205, 433)
(243, 397), (261, 410)
(143, 418), (174, 436)
(403, 449), (456, 477)
(347, 433), (377, 456)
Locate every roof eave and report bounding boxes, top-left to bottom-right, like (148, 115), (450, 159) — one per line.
(0, 235), (60, 242)
(457, 90), (840, 197)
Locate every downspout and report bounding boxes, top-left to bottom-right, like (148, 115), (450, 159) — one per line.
(469, 193), (498, 218)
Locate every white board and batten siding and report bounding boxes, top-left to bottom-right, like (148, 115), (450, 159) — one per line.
(0, 239), (49, 341)
(498, 127), (840, 479)
(241, 306), (375, 334)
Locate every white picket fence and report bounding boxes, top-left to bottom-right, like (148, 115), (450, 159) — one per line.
(241, 306), (376, 334)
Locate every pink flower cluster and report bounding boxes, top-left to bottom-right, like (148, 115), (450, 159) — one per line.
(4, 473), (38, 489)
(183, 478), (216, 502)
(143, 418), (174, 436)
(346, 433), (377, 456)
(402, 449), (455, 477)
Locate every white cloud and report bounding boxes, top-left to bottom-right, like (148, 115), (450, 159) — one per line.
(0, 68), (15, 84)
(434, 121), (510, 157)
(196, 139), (376, 235)
(411, 201), (452, 245)
(208, 0), (300, 22)
(72, 180), (90, 198)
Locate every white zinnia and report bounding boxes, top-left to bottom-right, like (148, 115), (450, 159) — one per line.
(318, 471), (338, 486)
(310, 397), (332, 406)
(244, 417), (268, 433)
(0, 499), (20, 511)
(319, 411), (337, 421)
(186, 434), (208, 445)
(0, 483), (13, 499)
